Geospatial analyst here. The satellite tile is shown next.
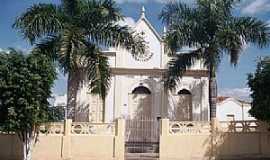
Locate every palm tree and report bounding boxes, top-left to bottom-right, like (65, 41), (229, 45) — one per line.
(160, 0), (270, 123)
(13, 0), (145, 121)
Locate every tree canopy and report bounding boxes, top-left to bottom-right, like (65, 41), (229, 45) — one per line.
(0, 49), (56, 160)
(248, 57), (270, 122)
(47, 106), (65, 122)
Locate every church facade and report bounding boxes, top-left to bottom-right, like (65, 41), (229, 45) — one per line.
(74, 8), (210, 122)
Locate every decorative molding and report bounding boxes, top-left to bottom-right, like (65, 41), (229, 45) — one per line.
(111, 68), (208, 77)
(219, 121), (261, 133)
(132, 45), (154, 62)
(169, 121), (211, 134)
(39, 123), (64, 135)
(71, 122), (115, 135)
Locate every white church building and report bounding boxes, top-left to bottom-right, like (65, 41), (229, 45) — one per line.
(74, 8), (210, 123)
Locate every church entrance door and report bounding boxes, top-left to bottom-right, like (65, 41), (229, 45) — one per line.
(125, 86), (159, 156)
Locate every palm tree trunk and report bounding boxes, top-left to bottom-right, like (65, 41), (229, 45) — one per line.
(209, 64), (218, 158)
(102, 99), (106, 122)
(209, 64), (217, 120)
(67, 71), (79, 121)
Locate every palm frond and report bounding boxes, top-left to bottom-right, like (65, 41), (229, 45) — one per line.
(166, 49), (202, 90)
(78, 0), (122, 25)
(77, 41), (111, 101)
(61, 0), (79, 17)
(160, 2), (208, 54)
(13, 3), (63, 44)
(216, 17), (270, 66)
(231, 17), (270, 48)
(197, 0), (240, 19)
(216, 25), (243, 66)
(202, 46), (223, 71)
(88, 54), (111, 101)
(160, 1), (195, 26)
(164, 27), (204, 55)
(86, 23), (145, 55)
(58, 28), (84, 74)
(33, 35), (60, 61)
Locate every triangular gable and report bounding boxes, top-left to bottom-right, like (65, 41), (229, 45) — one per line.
(134, 6), (162, 42)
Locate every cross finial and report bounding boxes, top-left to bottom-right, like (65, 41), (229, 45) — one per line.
(163, 26), (167, 37)
(163, 26), (167, 33)
(141, 6), (145, 18)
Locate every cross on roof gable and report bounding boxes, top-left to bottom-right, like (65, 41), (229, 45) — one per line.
(135, 6), (162, 42)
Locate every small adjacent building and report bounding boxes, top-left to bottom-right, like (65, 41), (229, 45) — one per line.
(216, 96), (255, 121)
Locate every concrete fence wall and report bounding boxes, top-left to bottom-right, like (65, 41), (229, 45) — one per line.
(0, 134), (23, 160)
(0, 119), (125, 160)
(160, 119), (270, 160)
(1, 119), (270, 160)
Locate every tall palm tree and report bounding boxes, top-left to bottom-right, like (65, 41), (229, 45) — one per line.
(160, 0), (270, 122)
(13, 0), (145, 121)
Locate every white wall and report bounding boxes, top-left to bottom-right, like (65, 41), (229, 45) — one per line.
(112, 75), (163, 120)
(167, 77), (209, 121)
(109, 17), (162, 69)
(217, 98), (255, 121)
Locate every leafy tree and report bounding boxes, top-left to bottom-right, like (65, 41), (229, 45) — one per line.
(248, 57), (270, 122)
(160, 0), (270, 121)
(47, 106), (65, 122)
(13, 0), (145, 121)
(0, 49), (56, 160)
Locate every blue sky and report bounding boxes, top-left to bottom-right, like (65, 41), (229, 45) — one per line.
(0, 0), (270, 100)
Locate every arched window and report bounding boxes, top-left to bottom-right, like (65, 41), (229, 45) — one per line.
(178, 89), (191, 95)
(174, 89), (193, 121)
(132, 86), (151, 94)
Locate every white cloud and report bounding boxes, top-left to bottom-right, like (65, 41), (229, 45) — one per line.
(0, 48), (9, 53)
(0, 47), (31, 54)
(51, 94), (67, 106)
(118, 17), (136, 27)
(241, 0), (270, 15)
(0, 48), (13, 54)
(219, 87), (251, 101)
(267, 20), (270, 27)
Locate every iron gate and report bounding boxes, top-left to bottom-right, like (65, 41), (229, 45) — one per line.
(125, 116), (160, 153)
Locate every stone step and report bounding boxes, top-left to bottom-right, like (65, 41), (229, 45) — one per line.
(125, 153), (159, 160)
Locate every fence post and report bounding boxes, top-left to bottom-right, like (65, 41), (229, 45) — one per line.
(114, 118), (125, 160)
(160, 119), (169, 159)
(161, 119), (169, 136)
(62, 119), (72, 159)
(210, 118), (219, 160)
(116, 118), (125, 137)
(259, 121), (270, 156)
(64, 119), (72, 136)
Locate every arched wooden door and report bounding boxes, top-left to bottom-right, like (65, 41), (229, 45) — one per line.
(173, 89), (193, 121)
(126, 86), (159, 154)
(128, 86), (152, 119)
